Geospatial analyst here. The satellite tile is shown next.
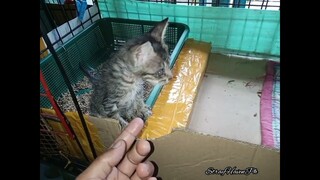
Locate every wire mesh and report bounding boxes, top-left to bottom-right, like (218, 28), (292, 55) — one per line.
(40, 113), (88, 175)
(40, 0), (101, 60)
(137, 0), (280, 10)
(40, 114), (69, 157)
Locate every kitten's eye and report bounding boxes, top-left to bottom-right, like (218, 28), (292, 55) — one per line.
(157, 68), (165, 77)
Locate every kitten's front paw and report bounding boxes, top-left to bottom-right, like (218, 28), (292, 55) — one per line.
(140, 106), (152, 121)
(119, 118), (129, 128)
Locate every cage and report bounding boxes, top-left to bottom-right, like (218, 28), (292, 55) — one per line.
(40, 0), (190, 174)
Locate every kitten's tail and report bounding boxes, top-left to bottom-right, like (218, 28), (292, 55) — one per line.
(79, 61), (100, 85)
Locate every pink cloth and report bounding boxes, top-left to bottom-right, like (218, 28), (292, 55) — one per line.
(260, 61), (275, 148)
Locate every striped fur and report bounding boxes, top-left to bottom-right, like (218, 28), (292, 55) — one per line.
(89, 18), (172, 127)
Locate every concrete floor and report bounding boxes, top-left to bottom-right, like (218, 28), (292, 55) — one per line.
(188, 53), (268, 145)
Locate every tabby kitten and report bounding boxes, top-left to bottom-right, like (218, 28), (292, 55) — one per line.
(89, 18), (172, 127)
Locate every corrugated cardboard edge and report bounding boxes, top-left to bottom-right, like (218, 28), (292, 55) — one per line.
(149, 128), (279, 180)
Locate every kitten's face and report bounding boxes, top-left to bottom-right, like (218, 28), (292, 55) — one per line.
(131, 18), (173, 86)
(140, 45), (172, 86)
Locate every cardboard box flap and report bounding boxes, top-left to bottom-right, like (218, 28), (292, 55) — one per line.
(150, 129), (279, 180)
(88, 116), (121, 149)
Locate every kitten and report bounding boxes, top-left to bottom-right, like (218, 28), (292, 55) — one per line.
(84, 18), (173, 127)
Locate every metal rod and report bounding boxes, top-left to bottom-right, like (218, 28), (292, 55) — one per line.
(237, 0), (241, 8)
(40, 70), (74, 139)
(265, 0), (269, 10)
(40, 70), (90, 162)
(87, 4), (94, 24)
(94, 0), (102, 19)
(261, 0), (265, 9)
(40, 24), (97, 159)
(73, 0), (85, 29)
(59, 1), (75, 37)
(41, 0), (64, 45)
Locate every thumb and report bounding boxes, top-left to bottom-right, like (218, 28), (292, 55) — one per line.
(76, 140), (126, 179)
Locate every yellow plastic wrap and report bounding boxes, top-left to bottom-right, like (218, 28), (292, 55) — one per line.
(140, 39), (212, 139)
(40, 108), (105, 161)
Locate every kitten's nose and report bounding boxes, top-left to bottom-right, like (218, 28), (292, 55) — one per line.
(168, 71), (173, 80)
(165, 74), (173, 84)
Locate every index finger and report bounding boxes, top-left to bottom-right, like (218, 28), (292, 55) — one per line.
(111, 118), (145, 151)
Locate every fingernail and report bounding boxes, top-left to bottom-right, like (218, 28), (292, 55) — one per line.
(111, 140), (124, 149)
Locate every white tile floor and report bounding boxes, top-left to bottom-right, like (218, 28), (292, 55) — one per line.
(188, 53), (268, 145)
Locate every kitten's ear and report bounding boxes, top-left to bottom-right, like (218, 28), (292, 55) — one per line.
(132, 41), (154, 66)
(149, 18), (169, 42)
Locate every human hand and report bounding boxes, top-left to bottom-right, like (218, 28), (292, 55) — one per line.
(76, 118), (157, 180)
